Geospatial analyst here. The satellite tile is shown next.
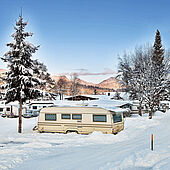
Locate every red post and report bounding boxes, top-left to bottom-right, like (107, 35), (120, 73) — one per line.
(151, 134), (153, 151)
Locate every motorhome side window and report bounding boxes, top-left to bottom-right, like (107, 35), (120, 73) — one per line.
(61, 114), (71, 119)
(93, 115), (107, 122)
(113, 114), (122, 123)
(0, 108), (3, 112)
(45, 114), (56, 121)
(6, 107), (10, 111)
(137, 106), (144, 109)
(33, 106), (37, 109)
(72, 114), (82, 120)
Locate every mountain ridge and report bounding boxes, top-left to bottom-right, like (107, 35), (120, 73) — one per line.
(52, 75), (119, 90)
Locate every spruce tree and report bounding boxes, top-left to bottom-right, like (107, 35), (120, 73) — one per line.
(2, 14), (46, 133)
(151, 30), (165, 114)
(145, 30), (169, 118)
(153, 30), (164, 66)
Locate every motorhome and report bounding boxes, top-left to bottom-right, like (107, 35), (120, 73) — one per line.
(38, 106), (124, 134)
(159, 101), (170, 112)
(29, 101), (54, 111)
(0, 101), (6, 115)
(130, 100), (148, 114)
(5, 104), (27, 118)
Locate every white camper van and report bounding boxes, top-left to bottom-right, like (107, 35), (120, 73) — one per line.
(5, 104), (27, 118)
(130, 100), (148, 114)
(38, 106), (124, 134)
(160, 101), (170, 112)
(0, 101), (6, 116)
(29, 101), (54, 110)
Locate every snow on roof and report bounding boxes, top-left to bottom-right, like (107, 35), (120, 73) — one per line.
(45, 104), (128, 113)
(103, 106), (130, 113)
(64, 95), (99, 101)
(6, 101), (19, 105)
(160, 101), (170, 104)
(56, 96), (131, 106)
(52, 95), (132, 113)
(29, 100), (54, 105)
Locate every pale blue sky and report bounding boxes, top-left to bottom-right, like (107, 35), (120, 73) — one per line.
(0, 0), (170, 83)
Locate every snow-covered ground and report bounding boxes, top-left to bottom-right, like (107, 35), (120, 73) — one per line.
(0, 111), (170, 170)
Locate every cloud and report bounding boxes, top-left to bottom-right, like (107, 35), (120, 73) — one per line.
(58, 68), (117, 76)
(73, 69), (88, 72)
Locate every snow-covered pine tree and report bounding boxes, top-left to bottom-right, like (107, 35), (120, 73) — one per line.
(1, 14), (46, 133)
(153, 30), (164, 66)
(152, 29), (165, 107)
(144, 30), (169, 119)
(33, 60), (56, 99)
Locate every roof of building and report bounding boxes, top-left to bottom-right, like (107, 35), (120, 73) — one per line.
(65, 95), (99, 101)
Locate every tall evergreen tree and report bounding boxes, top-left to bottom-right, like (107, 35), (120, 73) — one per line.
(1, 14), (46, 133)
(153, 30), (164, 66)
(147, 29), (166, 118)
(140, 30), (169, 119)
(33, 60), (56, 93)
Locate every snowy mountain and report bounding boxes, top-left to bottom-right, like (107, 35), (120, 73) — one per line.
(97, 77), (120, 89)
(52, 75), (120, 90)
(51, 75), (69, 83)
(75, 78), (96, 86)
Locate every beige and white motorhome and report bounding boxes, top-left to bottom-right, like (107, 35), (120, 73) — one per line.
(38, 107), (124, 134)
(130, 100), (148, 114)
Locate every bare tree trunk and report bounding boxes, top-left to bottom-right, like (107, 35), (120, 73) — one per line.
(18, 98), (22, 133)
(138, 101), (142, 116)
(61, 92), (63, 100)
(149, 106), (153, 119)
(59, 93), (62, 100)
(138, 108), (142, 116)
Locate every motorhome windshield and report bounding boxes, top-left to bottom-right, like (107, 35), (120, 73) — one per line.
(113, 114), (122, 123)
(26, 110), (33, 113)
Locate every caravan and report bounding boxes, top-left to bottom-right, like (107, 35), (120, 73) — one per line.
(5, 104), (27, 118)
(130, 100), (148, 114)
(0, 101), (6, 116)
(29, 101), (54, 110)
(159, 101), (170, 112)
(38, 106), (124, 134)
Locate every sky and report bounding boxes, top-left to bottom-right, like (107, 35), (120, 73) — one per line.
(0, 0), (170, 83)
